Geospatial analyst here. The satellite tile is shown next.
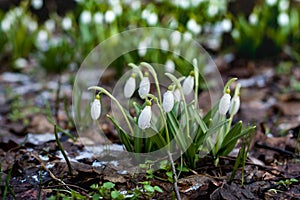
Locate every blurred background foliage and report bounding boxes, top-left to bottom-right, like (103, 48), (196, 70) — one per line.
(0, 0), (299, 74)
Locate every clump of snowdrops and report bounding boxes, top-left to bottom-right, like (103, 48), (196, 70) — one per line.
(88, 60), (255, 168)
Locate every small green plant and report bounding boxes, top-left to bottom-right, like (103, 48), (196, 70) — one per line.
(88, 61), (255, 169)
(91, 182), (124, 200)
(276, 178), (298, 187)
(1, 1), (38, 67)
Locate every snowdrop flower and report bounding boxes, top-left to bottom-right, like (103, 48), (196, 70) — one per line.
(62, 17), (72, 30)
(45, 19), (55, 32)
(1, 17), (12, 32)
(218, 91), (231, 115)
(147, 12), (158, 25)
(138, 39), (149, 57)
(93, 12), (103, 24)
(183, 31), (193, 42)
(80, 11), (92, 24)
(174, 88), (181, 102)
(160, 39), (169, 52)
(31, 0), (43, 10)
(124, 73), (136, 98)
(229, 95), (240, 115)
(207, 4), (218, 17)
(165, 59), (175, 73)
(249, 13), (258, 25)
(221, 19), (232, 32)
(105, 10), (116, 24)
(278, 12), (289, 26)
(138, 101), (152, 129)
(138, 72), (150, 98)
(14, 58), (28, 69)
(130, 0), (141, 11)
(112, 4), (122, 16)
(37, 30), (48, 43)
(170, 31), (181, 46)
(26, 18), (38, 32)
(279, 0), (289, 11)
(266, 0), (277, 6)
(187, 19), (201, 34)
(182, 71), (195, 95)
(91, 93), (101, 120)
(162, 87), (175, 112)
(169, 19), (178, 29)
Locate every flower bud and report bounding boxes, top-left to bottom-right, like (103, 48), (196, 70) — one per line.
(124, 73), (136, 98)
(229, 96), (240, 115)
(173, 88), (181, 102)
(182, 71), (195, 95)
(162, 90), (174, 112)
(91, 94), (101, 120)
(138, 72), (150, 98)
(218, 93), (231, 115)
(138, 102), (152, 129)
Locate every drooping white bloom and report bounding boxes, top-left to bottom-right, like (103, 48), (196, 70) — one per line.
(91, 95), (101, 120)
(278, 12), (289, 26)
(183, 31), (193, 42)
(62, 17), (72, 30)
(124, 73), (136, 98)
(138, 39), (149, 57)
(26, 18), (38, 32)
(170, 31), (181, 46)
(14, 58), (28, 69)
(218, 93), (231, 115)
(249, 13), (258, 25)
(279, 0), (289, 11)
(112, 4), (122, 16)
(160, 39), (169, 52)
(266, 0), (277, 6)
(207, 4), (218, 17)
(163, 90), (174, 112)
(147, 13), (158, 25)
(105, 10), (116, 24)
(31, 0), (43, 10)
(80, 11), (92, 24)
(93, 12), (103, 24)
(182, 73), (194, 95)
(173, 88), (181, 102)
(1, 17), (12, 32)
(187, 19), (201, 34)
(138, 105), (152, 129)
(228, 96), (240, 115)
(138, 75), (150, 98)
(165, 59), (175, 73)
(130, 0), (141, 11)
(37, 30), (48, 43)
(45, 19), (55, 32)
(221, 19), (232, 32)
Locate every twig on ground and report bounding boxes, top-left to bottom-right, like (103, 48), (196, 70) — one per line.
(167, 151), (181, 200)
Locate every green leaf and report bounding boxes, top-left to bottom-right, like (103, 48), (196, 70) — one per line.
(144, 185), (155, 193)
(111, 191), (122, 199)
(218, 124), (255, 156)
(153, 186), (163, 193)
(107, 115), (133, 152)
(102, 182), (115, 189)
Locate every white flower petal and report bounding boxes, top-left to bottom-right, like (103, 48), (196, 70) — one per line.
(163, 91), (175, 112)
(174, 89), (181, 102)
(138, 77), (150, 98)
(229, 96), (240, 115)
(91, 99), (101, 120)
(124, 77), (136, 98)
(165, 59), (175, 73)
(138, 106), (152, 129)
(218, 93), (231, 115)
(80, 11), (92, 24)
(182, 75), (194, 95)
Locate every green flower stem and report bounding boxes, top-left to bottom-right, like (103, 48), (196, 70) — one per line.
(128, 63), (144, 80)
(88, 86), (134, 136)
(223, 78), (237, 93)
(165, 73), (191, 140)
(193, 58), (199, 109)
(140, 62), (162, 104)
(144, 94), (170, 148)
(227, 83), (241, 133)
